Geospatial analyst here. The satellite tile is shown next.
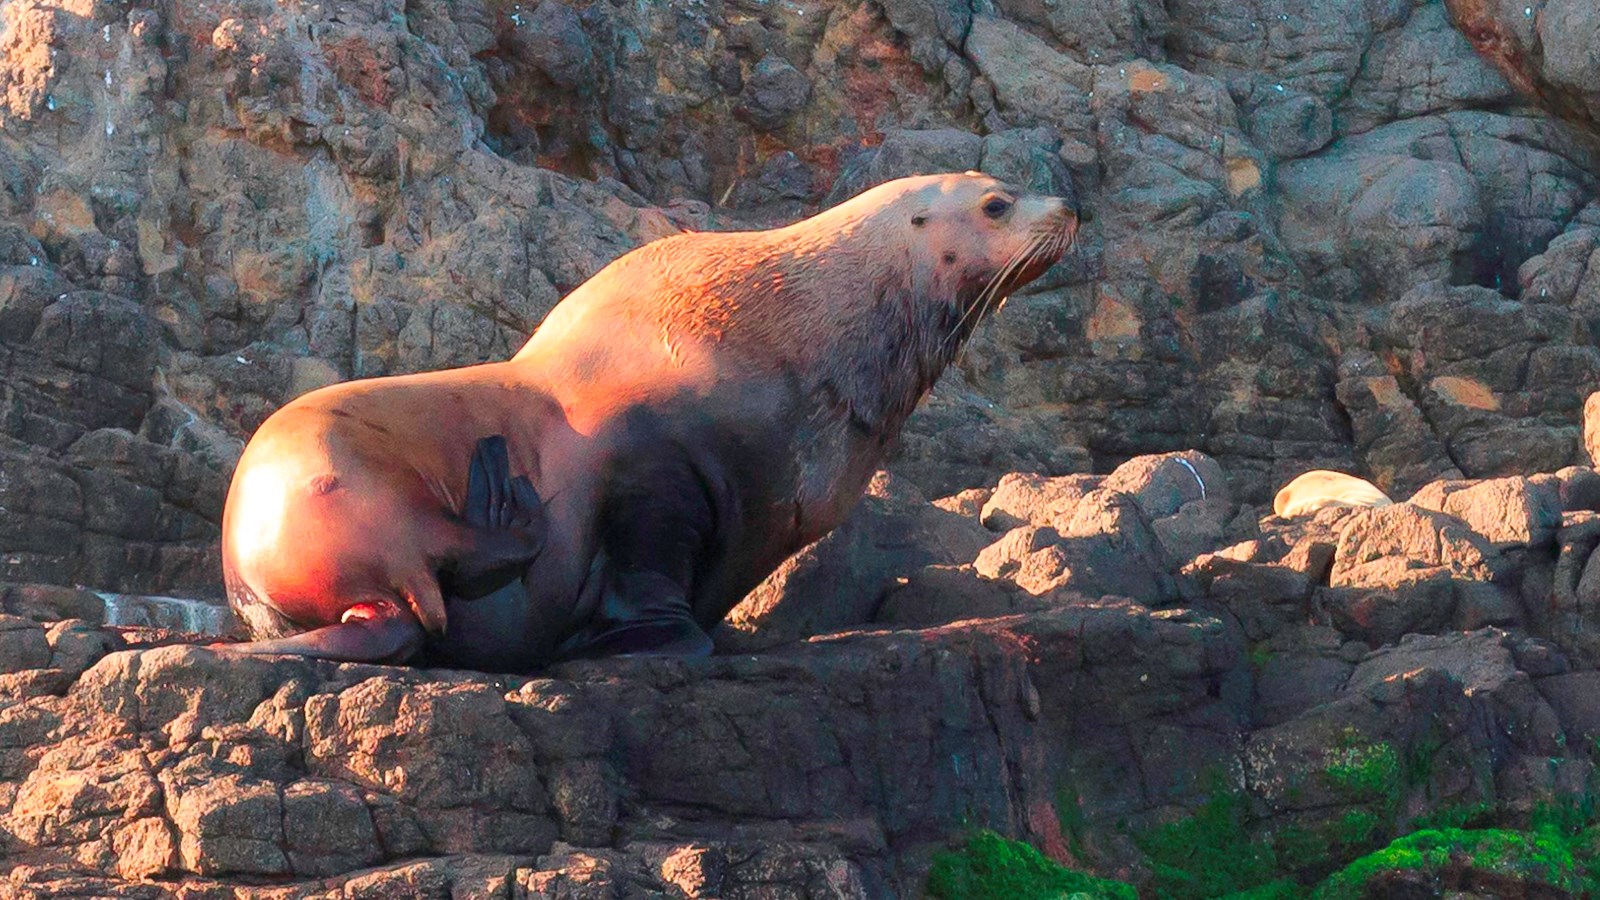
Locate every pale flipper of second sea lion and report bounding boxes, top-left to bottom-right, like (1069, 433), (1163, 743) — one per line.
(218, 436), (546, 663)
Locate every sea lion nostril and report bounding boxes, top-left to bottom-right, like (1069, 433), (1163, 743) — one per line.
(1077, 206), (1094, 224)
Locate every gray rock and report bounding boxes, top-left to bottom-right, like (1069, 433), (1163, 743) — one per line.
(282, 780), (381, 877)
(1551, 466), (1600, 512)
(1255, 652), (1352, 727)
(1347, 629), (1522, 697)
(0, 615), (50, 674)
(1335, 349), (1464, 497)
(979, 129), (1078, 200)
(979, 471), (1102, 531)
(547, 759), (618, 846)
(1239, 84), (1332, 159)
(514, 1), (594, 90)
(1102, 450), (1229, 521)
(1538, 670), (1600, 740)
(975, 489), (1175, 604)
(1, 583), (105, 624)
(1329, 503), (1502, 589)
(720, 472), (991, 652)
(1185, 553), (1314, 642)
(1408, 476), (1562, 551)
(874, 564), (1045, 628)
(1316, 574), (1459, 648)
(964, 15), (1093, 132)
(1151, 496), (1233, 569)
(932, 487), (991, 519)
(45, 619), (116, 678)
(1445, 0), (1600, 129)
(738, 54), (812, 132)
(829, 128), (985, 203)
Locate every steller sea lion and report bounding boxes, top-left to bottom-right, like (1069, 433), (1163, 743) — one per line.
(1273, 470), (1393, 518)
(218, 172), (1080, 670)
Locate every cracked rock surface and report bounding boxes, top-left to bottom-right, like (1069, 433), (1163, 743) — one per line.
(4, 0), (1600, 894)
(4, 0), (1600, 595)
(8, 449), (1600, 895)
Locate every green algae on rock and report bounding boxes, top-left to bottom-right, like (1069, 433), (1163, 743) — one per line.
(1309, 826), (1598, 899)
(926, 830), (1136, 900)
(1133, 791), (1282, 900)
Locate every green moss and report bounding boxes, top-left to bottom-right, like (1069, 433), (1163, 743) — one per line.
(1265, 807), (1388, 875)
(1409, 801), (1494, 831)
(1332, 809), (1381, 847)
(1057, 781), (1089, 860)
(1216, 879), (1301, 900)
(1531, 795), (1596, 837)
(1323, 734), (1401, 801)
(1269, 824), (1326, 872)
(926, 830), (1137, 900)
(1246, 643), (1273, 671)
(1134, 792), (1280, 899)
(1309, 828), (1587, 900)
(1309, 837), (1428, 900)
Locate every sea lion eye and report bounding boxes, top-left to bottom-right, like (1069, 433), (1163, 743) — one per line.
(911, 214), (928, 227)
(981, 196), (1012, 219)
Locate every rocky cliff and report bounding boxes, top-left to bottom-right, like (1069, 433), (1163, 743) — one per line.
(5, 0), (1600, 896)
(8, 452), (1600, 897)
(5, 0), (1600, 598)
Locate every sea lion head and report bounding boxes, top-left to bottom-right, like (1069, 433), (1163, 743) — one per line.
(845, 171), (1080, 336)
(742, 171), (1081, 433)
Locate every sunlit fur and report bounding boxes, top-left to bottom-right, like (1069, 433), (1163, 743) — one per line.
(221, 172), (1077, 661)
(518, 172), (1077, 443)
(1273, 470), (1393, 518)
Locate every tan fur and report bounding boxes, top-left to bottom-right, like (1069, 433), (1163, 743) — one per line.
(1274, 470), (1393, 518)
(518, 174), (1074, 439)
(223, 173), (1076, 660)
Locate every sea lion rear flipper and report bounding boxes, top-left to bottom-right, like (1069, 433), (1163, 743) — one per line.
(214, 612), (425, 663)
(448, 435), (547, 600)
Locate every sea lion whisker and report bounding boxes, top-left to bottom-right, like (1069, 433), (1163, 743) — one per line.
(949, 242), (1030, 347)
(986, 235), (1047, 309)
(951, 223), (1066, 365)
(945, 237), (1039, 366)
(944, 248), (1020, 350)
(956, 248), (1028, 365)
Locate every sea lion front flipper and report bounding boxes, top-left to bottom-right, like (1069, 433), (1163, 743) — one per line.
(554, 415), (726, 661)
(213, 610), (425, 663)
(555, 570), (713, 659)
(448, 435), (547, 600)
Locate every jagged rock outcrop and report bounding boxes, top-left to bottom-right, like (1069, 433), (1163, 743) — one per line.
(5, 0), (1600, 893)
(2, 0), (1600, 595)
(9, 452), (1600, 895)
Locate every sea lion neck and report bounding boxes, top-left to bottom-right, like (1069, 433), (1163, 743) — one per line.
(733, 209), (966, 441)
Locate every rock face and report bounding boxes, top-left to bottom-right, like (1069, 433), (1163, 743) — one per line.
(0, 604), (1244, 898)
(2, 0), (1599, 596)
(7, 454), (1600, 895)
(6, 0), (1600, 894)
